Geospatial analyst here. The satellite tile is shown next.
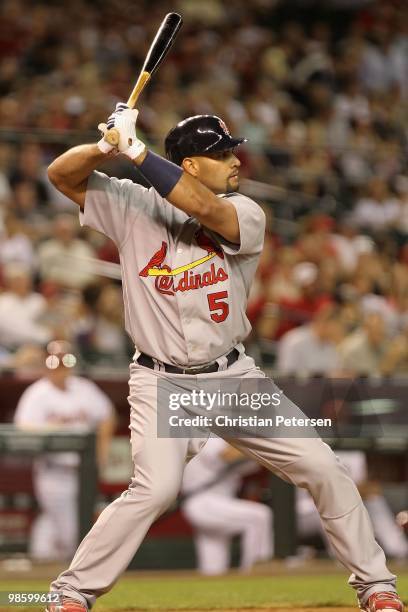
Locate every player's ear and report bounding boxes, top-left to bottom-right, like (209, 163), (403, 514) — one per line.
(182, 157), (199, 177)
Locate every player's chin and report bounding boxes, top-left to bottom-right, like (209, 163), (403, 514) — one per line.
(227, 176), (239, 192)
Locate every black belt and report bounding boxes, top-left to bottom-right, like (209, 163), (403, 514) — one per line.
(137, 348), (240, 375)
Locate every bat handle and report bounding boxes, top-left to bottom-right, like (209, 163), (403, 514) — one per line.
(127, 71), (151, 108)
(103, 71), (150, 147)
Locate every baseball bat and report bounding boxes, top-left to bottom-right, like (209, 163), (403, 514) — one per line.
(104, 12), (183, 146)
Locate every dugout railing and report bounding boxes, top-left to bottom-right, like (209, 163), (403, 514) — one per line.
(0, 426), (97, 548)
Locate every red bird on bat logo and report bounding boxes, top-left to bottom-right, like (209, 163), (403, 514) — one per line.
(139, 241), (168, 277)
(138, 230), (228, 295)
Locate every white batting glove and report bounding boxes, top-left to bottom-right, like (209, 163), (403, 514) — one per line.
(97, 124), (116, 154)
(107, 102), (146, 159)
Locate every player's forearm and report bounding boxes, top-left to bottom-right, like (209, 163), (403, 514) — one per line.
(167, 173), (220, 219)
(48, 144), (108, 191)
(133, 149), (239, 243)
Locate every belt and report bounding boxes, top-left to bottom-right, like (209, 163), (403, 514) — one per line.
(137, 348), (240, 375)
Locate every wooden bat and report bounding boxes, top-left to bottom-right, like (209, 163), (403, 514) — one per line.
(104, 12), (183, 146)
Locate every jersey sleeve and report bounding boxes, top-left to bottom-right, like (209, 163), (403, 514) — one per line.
(78, 378), (114, 424)
(210, 193), (265, 256)
(14, 385), (47, 428)
(80, 171), (155, 248)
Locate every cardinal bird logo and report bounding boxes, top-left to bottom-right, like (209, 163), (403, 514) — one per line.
(139, 241), (168, 277)
(139, 231), (228, 295)
(139, 231), (223, 278)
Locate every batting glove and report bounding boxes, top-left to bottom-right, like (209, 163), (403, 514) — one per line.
(98, 102), (146, 160)
(97, 124), (117, 154)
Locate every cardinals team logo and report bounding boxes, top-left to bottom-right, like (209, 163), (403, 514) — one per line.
(218, 118), (230, 136)
(139, 229), (228, 296)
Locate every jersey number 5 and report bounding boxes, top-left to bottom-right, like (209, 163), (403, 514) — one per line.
(207, 291), (229, 323)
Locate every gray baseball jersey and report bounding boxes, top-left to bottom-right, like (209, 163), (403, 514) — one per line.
(80, 171), (265, 366)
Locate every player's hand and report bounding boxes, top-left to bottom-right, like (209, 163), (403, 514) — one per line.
(103, 102), (146, 160)
(97, 122), (117, 153)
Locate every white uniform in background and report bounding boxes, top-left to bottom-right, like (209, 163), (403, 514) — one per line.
(297, 451), (408, 559)
(181, 436), (273, 574)
(14, 376), (114, 561)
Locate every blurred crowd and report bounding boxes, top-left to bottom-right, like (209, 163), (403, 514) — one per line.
(0, 0), (407, 375)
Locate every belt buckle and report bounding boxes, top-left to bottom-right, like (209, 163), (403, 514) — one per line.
(182, 363), (215, 375)
(182, 366), (203, 375)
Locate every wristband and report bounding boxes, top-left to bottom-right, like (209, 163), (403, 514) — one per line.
(138, 151), (183, 197)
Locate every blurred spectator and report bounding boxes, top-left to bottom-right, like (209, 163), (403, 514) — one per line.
(38, 214), (96, 290)
(0, 212), (36, 271)
(75, 283), (130, 366)
(4, 344), (47, 377)
(0, 143), (13, 204)
(359, 26), (407, 96)
(334, 77), (370, 125)
(352, 178), (401, 232)
(338, 312), (407, 376)
(12, 181), (45, 226)
(182, 437), (273, 575)
(0, 263), (51, 349)
(276, 306), (345, 376)
(330, 222), (374, 273)
(8, 144), (49, 206)
(395, 175), (408, 236)
(266, 247), (300, 303)
(273, 262), (333, 338)
(14, 341), (115, 561)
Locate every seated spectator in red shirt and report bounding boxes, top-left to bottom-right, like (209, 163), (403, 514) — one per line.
(275, 262), (333, 339)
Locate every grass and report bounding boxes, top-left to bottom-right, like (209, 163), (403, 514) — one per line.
(0, 572), (407, 610)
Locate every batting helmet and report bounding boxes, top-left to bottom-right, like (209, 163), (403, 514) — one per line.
(165, 115), (246, 165)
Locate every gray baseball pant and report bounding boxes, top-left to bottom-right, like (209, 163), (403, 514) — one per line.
(52, 355), (396, 608)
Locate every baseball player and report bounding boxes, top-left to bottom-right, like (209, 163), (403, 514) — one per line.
(181, 436), (273, 574)
(14, 342), (115, 561)
(46, 104), (403, 612)
(296, 452), (408, 561)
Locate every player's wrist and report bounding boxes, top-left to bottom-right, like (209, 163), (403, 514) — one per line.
(123, 139), (147, 161)
(97, 137), (116, 154)
(132, 148), (149, 166)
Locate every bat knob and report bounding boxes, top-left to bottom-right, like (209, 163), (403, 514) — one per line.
(105, 128), (120, 146)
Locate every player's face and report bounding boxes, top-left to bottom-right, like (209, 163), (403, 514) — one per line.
(191, 149), (241, 194)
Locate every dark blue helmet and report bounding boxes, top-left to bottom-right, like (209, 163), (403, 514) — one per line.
(165, 115), (246, 165)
